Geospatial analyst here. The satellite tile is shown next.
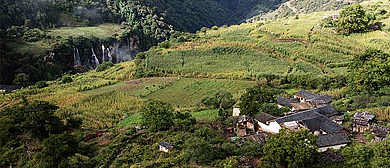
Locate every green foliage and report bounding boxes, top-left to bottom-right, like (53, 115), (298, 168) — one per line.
(239, 86), (278, 117)
(35, 81), (49, 88)
(62, 75), (73, 84)
(261, 129), (319, 168)
(140, 100), (174, 131)
(259, 103), (290, 116)
(96, 62), (114, 72)
(172, 112), (196, 131)
(335, 4), (370, 35)
(202, 91), (236, 118)
(41, 133), (80, 168)
(13, 73), (30, 87)
(0, 100), (65, 139)
(348, 49), (390, 94)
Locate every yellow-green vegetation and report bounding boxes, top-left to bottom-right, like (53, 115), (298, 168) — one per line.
(146, 78), (256, 107)
(146, 0), (390, 79)
(46, 23), (123, 39)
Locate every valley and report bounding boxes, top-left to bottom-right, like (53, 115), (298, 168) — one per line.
(1, 0), (390, 167)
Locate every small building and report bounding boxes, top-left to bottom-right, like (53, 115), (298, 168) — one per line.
(371, 125), (390, 142)
(330, 115), (345, 125)
(255, 113), (281, 134)
(308, 94), (332, 107)
(317, 132), (350, 152)
(232, 106), (241, 117)
(276, 97), (297, 109)
(235, 115), (255, 136)
(352, 112), (375, 133)
(295, 90), (320, 103)
(159, 141), (173, 153)
(294, 90), (332, 107)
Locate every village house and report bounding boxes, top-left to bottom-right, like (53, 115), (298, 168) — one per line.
(276, 97), (297, 109)
(294, 90), (332, 107)
(232, 105), (241, 117)
(235, 115), (255, 136)
(317, 132), (350, 152)
(352, 112), (375, 132)
(255, 113), (281, 134)
(371, 125), (390, 142)
(290, 102), (312, 112)
(159, 141), (173, 153)
(274, 109), (349, 151)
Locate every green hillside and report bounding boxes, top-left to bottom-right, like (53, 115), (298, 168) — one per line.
(2, 0), (390, 167)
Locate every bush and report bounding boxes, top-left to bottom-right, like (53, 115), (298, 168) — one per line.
(61, 75), (73, 84)
(96, 62), (114, 72)
(35, 81), (48, 88)
(41, 133), (80, 168)
(13, 73), (30, 87)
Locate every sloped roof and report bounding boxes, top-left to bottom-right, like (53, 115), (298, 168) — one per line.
(277, 97), (297, 108)
(276, 109), (343, 133)
(353, 112), (375, 121)
(238, 115), (252, 123)
(159, 141), (173, 148)
(296, 90), (319, 100)
(314, 105), (338, 117)
(255, 113), (276, 123)
(290, 102), (312, 111)
(310, 94), (332, 105)
(301, 116), (343, 133)
(317, 132), (350, 147)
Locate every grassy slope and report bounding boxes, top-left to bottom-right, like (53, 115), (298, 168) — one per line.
(2, 0), (390, 130)
(147, 0), (390, 78)
(5, 23), (123, 55)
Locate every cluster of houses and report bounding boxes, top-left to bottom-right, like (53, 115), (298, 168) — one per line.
(232, 90), (389, 152)
(159, 90), (389, 153)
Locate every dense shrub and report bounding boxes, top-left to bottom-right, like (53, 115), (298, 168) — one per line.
(96, 62), (114, 72)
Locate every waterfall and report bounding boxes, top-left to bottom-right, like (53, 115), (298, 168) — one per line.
(91, 47), (99, 68)
(73, 46), (81, 66)
(107, 48), (112, 63)
(102, 45), (105, 63)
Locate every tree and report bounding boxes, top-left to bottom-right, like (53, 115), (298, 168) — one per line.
(261, 129), (319, 168)
(0, 100), (65, 139)
(239, 86), (277, 117)
(41, 133), (80, 168)
(335, 4), (370, 35)
(13, 73), (30, 87)
(348, 49), (390, 94)
(202, 91), (236, 118)
(259, 103), (290, 116)
(371, 140), (390, 168)
(140, 100), (174, 131)
(184, 137), (215, 164)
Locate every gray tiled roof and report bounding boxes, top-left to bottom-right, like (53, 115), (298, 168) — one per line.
(159, 141), (172, 148)
(301, 116), (343, 133)
(317, 132), (350, 147)
(296, 90), (319, 100)
(309, 94), (332, 105)
(314, 105), (338, 117)
(255, 113), (276, 123)
(277, 97), (297, 108)
(276, 109), (343, 133)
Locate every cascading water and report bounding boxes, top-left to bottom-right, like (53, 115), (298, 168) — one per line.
(102, 45), (105, 63)
(107, 48), (113, 63)
(91, 47), (99, 68)
(73, 46), (82, 66)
